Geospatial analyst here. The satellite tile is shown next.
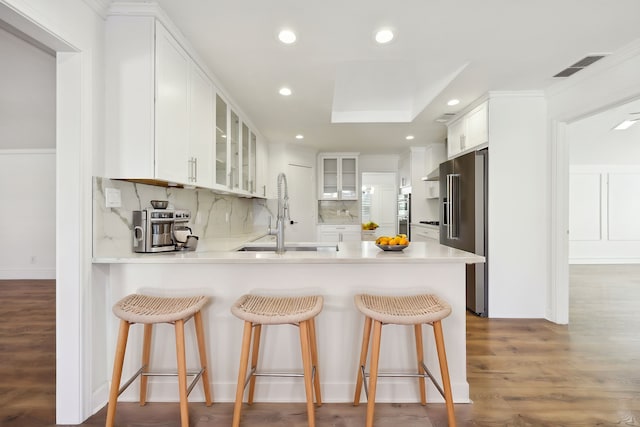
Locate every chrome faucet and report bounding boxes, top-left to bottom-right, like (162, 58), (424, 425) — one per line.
(268, 173), (290, 254)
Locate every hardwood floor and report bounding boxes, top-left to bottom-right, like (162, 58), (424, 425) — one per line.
(2, 265), (640, 426)
(0, 280), (56, 427)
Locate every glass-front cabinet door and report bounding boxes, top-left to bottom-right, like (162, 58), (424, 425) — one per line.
(215, 94), (228, 187)
(322, 157), (339, 199)
(318, 154), (359, 200)
(230, 109), (240, 189)
(340, 157), (357, 199)
(242, 122), (249, 192)
(250, 132), (257, 194)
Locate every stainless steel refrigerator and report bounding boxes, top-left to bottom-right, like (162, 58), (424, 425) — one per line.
(439, 149), (488, 317)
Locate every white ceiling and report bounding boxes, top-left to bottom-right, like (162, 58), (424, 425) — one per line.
(147, 0), (640, 154)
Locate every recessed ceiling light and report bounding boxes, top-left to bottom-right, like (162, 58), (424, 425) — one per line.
(295, 134), (304, 140)
(447, 99), (460, 106)
(405, 135), (415, 140)
(278, 29), (296, 44)
(375, 29), (394, 44)
(613, 119), (639, 130)
(279, 87), (292, 96)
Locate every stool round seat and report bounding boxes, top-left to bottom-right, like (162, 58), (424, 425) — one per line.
(231, 294), (323, 324)
(113, 293), (209, 324)
(354, 294), (451, 325)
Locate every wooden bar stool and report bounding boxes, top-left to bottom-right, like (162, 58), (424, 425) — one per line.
(105, 293), (213, 427)
(231, 294), (323, 427)
(353, 293), (456, 427)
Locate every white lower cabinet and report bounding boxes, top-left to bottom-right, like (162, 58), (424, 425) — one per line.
(411, 225), (440, 242)
(317, 225), (361, 242)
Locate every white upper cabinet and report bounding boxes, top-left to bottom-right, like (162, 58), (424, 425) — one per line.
(229, 109), (240, 190)
(215, 94), (229, 188)
(106, 18), (212, 186)
(318, 153), (359, 200)
(105, 12), (267, 197)
(465, 102), (489, 148)
(187, 64), (214, 187)
(447, 100), (488, 159)
(155, 23), (190, 184)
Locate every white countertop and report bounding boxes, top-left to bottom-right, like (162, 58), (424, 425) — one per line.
(93, 240), (484, 265)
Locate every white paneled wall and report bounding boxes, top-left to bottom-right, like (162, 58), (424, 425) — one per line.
(0, 150), (56, 278)
(569, 165), (640, 263)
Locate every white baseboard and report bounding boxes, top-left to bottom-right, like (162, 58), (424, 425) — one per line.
(91, 381), (110, 415)
(0, 268), (55, 279)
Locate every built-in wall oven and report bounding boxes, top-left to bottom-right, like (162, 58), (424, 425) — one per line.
(397, 192), (411, 239)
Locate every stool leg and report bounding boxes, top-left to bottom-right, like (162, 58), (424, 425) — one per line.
(247, 324), (262, 405)
(299, 319), (316, 427)
(194, 310), (213, 406)
(353, 316), (372, 406)
(175, 319), (189, 427)
(106, 319), (130, 427)
(366, 320), (383, 427)
(309, 317), (322, 406)
(139, 323), (152, 406)
(414, 323), (426, 405)
(433, 320), (456, 427)
(233, 321), (253, 427)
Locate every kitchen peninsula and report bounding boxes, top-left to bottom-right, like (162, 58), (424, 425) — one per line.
(94, 240), (483, 405)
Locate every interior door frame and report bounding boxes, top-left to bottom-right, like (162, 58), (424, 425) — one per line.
(0, 3), (93, 423)
(549, 43), (640, 324)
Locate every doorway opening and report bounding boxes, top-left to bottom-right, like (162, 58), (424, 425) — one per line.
(361, 172), (397, 237)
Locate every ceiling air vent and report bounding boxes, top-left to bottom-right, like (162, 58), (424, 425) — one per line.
(553, 54), (607, 78)
(435, 113), (457, 123)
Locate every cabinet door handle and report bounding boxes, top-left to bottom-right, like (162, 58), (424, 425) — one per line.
(193, 157), (198, 182)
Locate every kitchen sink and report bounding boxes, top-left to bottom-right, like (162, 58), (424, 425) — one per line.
(236, 243), (339, 252)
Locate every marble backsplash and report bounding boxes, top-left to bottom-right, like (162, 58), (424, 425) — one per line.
(317, 200), (360, 225)
(93, 177), (273, 257)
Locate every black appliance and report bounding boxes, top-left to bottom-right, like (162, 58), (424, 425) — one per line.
(439, 149), (488, 316)
(397, 192), (411, 239)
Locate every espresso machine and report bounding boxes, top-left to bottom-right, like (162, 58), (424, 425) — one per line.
(132, 203), (197, 253)
(132, 207), (177, 253)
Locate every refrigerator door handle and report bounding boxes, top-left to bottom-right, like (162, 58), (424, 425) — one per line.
(447, 174), (460, 239)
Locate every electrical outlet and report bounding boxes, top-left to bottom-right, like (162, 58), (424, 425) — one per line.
(105, 188), (122, 208)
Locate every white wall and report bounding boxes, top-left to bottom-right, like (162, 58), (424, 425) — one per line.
(487, 92), (548, 318)
(0, 25), (55, 149)
(0, 25), (56, 279)
(359, 153), (400, 173)
(569, 165), (640, 263)
(0, 150), (55, 278)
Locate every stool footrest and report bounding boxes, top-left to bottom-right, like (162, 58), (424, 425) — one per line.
(360, 361), (446, 401)
(117, 366), (206, 398)
(242, 366), (317, 390)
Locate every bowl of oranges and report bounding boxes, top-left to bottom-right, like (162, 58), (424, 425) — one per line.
(375, 234), (410, 251)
